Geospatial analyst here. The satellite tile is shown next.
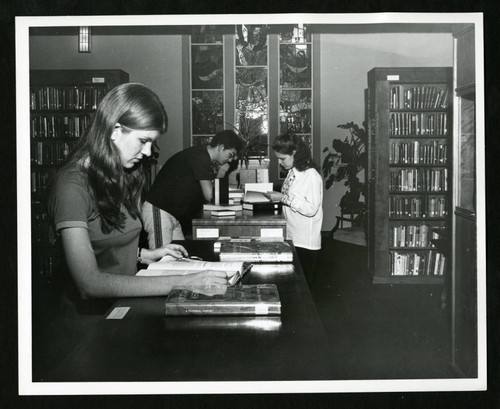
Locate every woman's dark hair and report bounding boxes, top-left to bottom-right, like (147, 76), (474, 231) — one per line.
(62, 83), (168, 233)
(272, 132), (319, 172)
(209, 129), (244, 152)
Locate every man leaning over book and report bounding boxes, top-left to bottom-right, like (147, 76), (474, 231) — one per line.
(142, 130), (243, 248)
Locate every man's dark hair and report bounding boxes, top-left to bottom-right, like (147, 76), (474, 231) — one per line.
(209, 130), (243, 153)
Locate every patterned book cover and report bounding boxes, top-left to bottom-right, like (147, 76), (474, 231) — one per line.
(165, 284), (281, 316)
(218, 241), (293, 262)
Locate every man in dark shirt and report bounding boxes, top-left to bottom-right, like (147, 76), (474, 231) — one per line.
(142, 130), (243, 248)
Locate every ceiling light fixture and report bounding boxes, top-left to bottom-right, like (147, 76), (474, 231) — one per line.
(78, 26), (91, 53)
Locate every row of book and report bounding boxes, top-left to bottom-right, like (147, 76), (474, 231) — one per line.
(390, 112), (448, 136)
(389, 196), (447, 218)
(390, 224), (443, 248)
(32, 254), (60, 279)
(31, 114), (91, 139)
(389, 141), (447, 165)
(31, 140), (76, 166)
(389, 85), (449, 110)
(31, 169), (57, 195)
(30, 86), (106, 111)
(32, 211), (57, 245)
(390, 250), (446, 276)
(389, 168), (448, 192)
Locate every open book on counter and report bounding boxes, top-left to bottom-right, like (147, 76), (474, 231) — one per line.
(165, 284), (281, 316)
(243, 190), (281, 204)
(136, 256), (252, 285)
(242, 182), (280, 204)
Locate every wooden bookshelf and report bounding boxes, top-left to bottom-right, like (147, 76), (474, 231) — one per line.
(30, 69), (129, 283)
(366, 67), (452, 284)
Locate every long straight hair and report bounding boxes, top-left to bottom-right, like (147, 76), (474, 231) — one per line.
(61, 83), (168, 233)
(272, 132), (320, 172)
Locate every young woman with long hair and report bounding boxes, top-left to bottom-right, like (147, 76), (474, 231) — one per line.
(267, 132), (323, 285)
(48, 83), (227, 309)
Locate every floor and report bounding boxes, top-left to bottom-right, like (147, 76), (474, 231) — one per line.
(309, 235), (454, 380)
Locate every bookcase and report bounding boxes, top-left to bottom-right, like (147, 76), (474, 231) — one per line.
(366, 67), (452, 284)
(30, 69), (129, 285)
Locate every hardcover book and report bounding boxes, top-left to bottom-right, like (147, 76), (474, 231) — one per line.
(218, 240), (293, 262)
(210, 209), (237, 217)
(203, 203), (243, 211)
(164, 284), (281, 316)
(242, 201), (282, 214)
(137, 257), (252, 285)
(242, 190), (275, 204)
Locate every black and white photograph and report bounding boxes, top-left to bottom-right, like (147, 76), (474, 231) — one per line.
(8, 9), (495, 404)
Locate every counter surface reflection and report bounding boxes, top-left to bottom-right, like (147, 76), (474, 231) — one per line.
(35, 240), (331, 382)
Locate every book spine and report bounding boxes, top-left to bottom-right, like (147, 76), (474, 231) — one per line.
(165, 304), (281, 316)
(219, 254), (293, 262)
(243, 202), (283, 214)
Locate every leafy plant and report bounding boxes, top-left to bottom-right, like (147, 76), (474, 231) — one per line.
(226, 117), (268, 168)
(322, 121), (368, 203)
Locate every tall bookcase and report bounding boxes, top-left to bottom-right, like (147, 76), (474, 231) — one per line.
(366, 67), (452, 284)
(30, 69), (129, 286)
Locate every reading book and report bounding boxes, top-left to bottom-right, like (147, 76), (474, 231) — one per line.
(164, 284), (281, 316)
(243, 190), (275, 204)
(217, 240), (293, 262)
(136, 256), (252, 285)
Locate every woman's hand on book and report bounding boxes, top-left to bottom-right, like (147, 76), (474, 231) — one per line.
(142, 244), (189, 265)
(264, 191), (283, 202)
(186, 270), (229, 286)
(187, 283), (229, 297)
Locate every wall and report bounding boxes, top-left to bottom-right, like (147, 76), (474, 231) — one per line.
(29, 30), (453, 230)
(319, 33), (453, 229)
(29, 34), (184, 168)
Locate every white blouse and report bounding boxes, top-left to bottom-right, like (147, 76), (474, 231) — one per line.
(281, 167), (323, 250)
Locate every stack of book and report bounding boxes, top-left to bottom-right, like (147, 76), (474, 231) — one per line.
(203, 203), (243, 218)
(210, 210), (237, 218)
(228, 187), (244, 204)
(242, 190), (282, 215)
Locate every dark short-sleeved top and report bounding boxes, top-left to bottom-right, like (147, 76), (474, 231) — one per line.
(146, 145), (215, 226)
(48, 165), (142, 277)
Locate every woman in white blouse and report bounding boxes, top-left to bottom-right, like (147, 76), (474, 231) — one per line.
(267, 133), (323, 285)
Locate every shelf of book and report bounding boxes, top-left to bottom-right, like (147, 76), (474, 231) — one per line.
(30, 69), (129, 280)
(366, 67), (452, 284)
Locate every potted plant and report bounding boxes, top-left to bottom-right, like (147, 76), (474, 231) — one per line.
(322, 121), (368, 227)
(226, 117), (268, 169)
